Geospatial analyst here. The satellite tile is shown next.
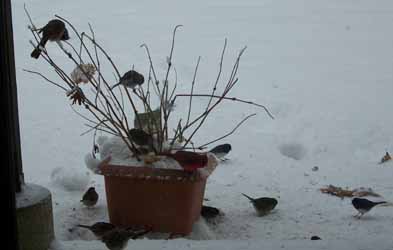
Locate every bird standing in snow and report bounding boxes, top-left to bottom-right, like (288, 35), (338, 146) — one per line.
(209, 143), (232, 160)
(77, 222), (116, 239)
(352, 197), (388, 218)
(242, 193), (278, 216)
(81, 187), (99, 208)
(201, 205), (222, 220)
(101, 228), (151, 250)
(31, 19), (69, 59)
(111, 70), (144, 90)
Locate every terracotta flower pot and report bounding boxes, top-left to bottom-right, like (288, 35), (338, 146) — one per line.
(98, 154), (217, 234)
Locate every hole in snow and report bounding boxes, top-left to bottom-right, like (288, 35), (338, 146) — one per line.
(279, 143), (306, 160)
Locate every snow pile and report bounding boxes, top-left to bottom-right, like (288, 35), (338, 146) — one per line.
(92, 135), (194, 170)
(84, 153), (102, 174)
(50, 166), (91, 191)
(16, 183), (51, 208)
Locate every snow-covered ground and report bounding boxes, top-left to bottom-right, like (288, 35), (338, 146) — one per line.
(11, 0), (393, 249)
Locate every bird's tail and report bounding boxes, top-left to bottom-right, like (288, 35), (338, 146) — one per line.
(30, 37), (48, 59)
(241, 193), (254, 201)
(76, 224), (91, 229)
(377, 201), (393, 207)
(130, 229), (152, 240)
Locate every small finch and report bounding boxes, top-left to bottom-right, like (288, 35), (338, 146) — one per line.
(242, 193), (278, 216)
(81, 187), (99, 208)
(77, 222), (116, 239)
(201, 205), (222, 220)
(31, 19), (69, 59)
(101, 228), (151, 250)
(111, 70), (144, 90)
(209, 143), (232, 160)
(352, 198), (388, 218)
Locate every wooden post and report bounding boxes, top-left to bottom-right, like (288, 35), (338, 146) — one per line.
(1, 0), (23, 249)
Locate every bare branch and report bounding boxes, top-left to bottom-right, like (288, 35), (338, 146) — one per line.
(22, 69), (68, 91)
(173, 94), (274, 119)
(198, 113), (256, 148)
(186, 56), (201, 127)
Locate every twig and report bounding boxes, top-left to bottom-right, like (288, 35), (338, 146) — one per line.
(174, 94), (274, 119)
(205, 39), (227, 112)
(198, 113), (256, 148)
(22, 69), (68, 91)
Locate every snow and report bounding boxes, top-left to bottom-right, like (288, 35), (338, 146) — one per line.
(16, 183), (51, 208)
(49, 238), (393, 250)
(11, 0), (393, 249)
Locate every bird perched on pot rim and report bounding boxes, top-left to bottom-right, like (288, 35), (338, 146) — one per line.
(201, 205), (222, 220)
(162, 151), (208, 172)
(351, 197), (388, 218)
(209, 143), (232, 160)
(101, 228), (151, 250)
(242, 193), (278, 216)
(111, 70), (144, 90)
(31, 19), (69, 59)
(77, 222), (116, 239)
(81, 187), (99, 208)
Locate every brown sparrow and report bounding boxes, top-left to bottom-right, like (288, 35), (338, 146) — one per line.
(101, 228), (151, 250)
(77, 222), (116, 239)
(31, 19), (69, 59)
(111, 70), (144, 90)
(81, 187), (99, 207)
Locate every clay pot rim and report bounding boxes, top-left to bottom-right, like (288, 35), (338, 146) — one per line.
(97, 154), (218, 182)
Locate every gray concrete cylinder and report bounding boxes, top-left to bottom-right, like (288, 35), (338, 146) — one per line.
(16, 183), (54, 250)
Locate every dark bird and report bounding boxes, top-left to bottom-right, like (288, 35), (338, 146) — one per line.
(128, 128), (153, 147)
(209, 143), (232, 160)
(81, 187), (99, 208)
(101, 228), (151, 250)
(77, 222), (116, 239)
(31, 19), (69, 59)
(311, 235), (321, 240)
(111, 70), (144, 90)
(242, 193), (278, 216)
(352, 197), (387, 218)
(162, 151), (208, 172)
(201, 205), (221, 220)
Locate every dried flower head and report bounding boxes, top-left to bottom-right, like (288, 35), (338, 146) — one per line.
(67, 86), (86, 105)
(71, 63), (96, 84)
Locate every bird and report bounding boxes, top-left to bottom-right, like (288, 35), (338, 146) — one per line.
(242, 193), (278, 216)
(351, 197), (387, 218)
(127, 128), (154, 148)
(111, 70), (144, 90)
(162, 151), (208, 172)
(209, 143), (232, 160)
(81, 187), (99, 208)
(201, 205), (221, 220)
(31, 19), (69, 59)
(101, 228), (151, 250)
(77, 222), (116, 239)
